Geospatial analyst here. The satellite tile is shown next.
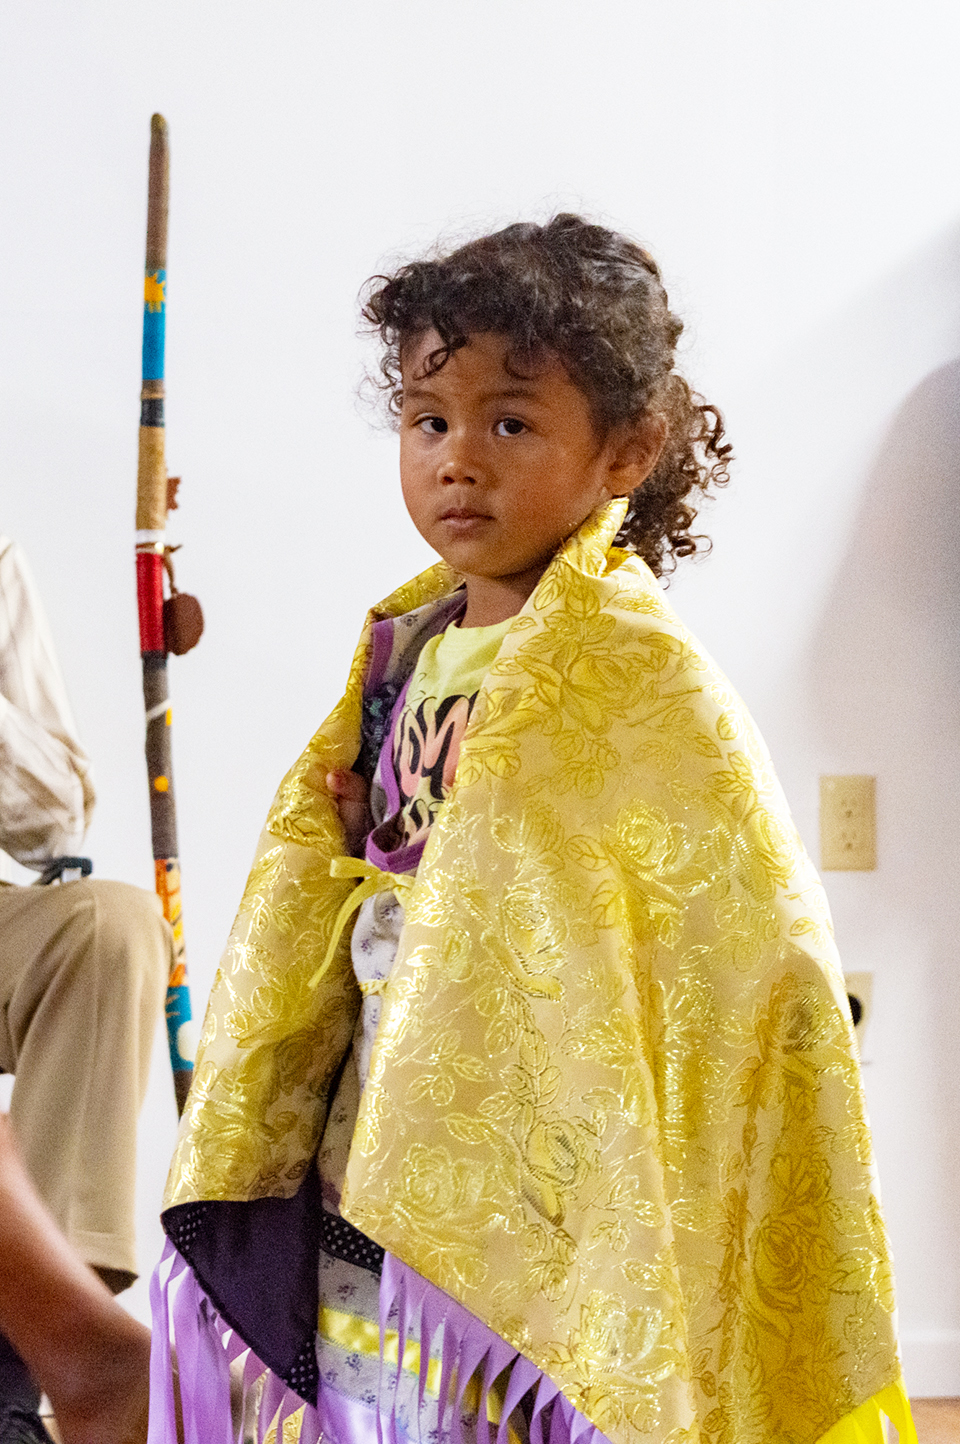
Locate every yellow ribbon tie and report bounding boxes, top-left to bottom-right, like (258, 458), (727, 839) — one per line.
(307, 856), (415, 990)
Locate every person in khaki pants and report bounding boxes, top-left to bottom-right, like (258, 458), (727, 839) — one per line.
(0, 535), (171, 1444)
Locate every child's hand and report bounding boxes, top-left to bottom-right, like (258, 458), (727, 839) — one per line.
(327, 770), (372, 856)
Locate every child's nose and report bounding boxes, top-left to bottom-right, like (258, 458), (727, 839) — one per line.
(437, 434), (479, 485)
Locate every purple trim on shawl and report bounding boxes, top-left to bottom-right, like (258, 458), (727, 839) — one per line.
(150, 1238), (324, 1444)
(365, 831), (428, 876)
(150, 1239), (612, 1444)
(372, 675), (411, 829)
(368, 616), (400, 694)
(365, 674), (429, 875)
(366, 593), (467, 697)
(379, 1253), (614, 1444)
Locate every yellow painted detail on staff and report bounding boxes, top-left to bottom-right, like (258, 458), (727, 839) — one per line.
(144, 272), (166, 312)
(153, 775), (169, 792)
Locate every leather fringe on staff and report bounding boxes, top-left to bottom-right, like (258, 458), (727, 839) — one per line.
(135, 113), (201, 1116)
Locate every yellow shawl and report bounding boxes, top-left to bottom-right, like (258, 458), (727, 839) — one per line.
(165, 501), (909, 1444)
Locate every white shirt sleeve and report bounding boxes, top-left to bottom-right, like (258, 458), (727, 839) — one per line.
(0, 536), (96, 869)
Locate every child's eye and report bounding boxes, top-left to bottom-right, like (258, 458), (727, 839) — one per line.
(418, 416), (448, 434)
(495, 417), (526, 437)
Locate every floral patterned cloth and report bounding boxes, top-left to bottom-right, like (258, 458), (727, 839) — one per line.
(308, 612), (609, 1444)
(309, 889), (611, 1444)
(161, 499), (908, 1444)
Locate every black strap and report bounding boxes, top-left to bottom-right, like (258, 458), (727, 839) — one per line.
(37, 857), (93, 886)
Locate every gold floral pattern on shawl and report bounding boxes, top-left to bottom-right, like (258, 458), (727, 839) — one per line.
(165, 562), (459, 1205)
(166, 499), (901, 1444)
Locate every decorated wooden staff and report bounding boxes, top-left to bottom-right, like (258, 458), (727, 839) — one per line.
(135, 113), (202, 1116)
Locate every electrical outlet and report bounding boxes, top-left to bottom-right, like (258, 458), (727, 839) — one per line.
(820, 775), (876, 870)
(844, 972), (873, 1056)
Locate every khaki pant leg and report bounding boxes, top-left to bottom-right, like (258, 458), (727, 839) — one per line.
(0, 879), (170, 1276)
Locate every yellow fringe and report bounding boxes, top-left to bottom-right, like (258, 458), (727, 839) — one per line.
(817, 1377), (917, 1444)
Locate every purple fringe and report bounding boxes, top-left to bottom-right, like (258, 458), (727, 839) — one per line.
(148, 1238), (323, 1444)
(378, 1255), (609, 1444)
(149, 1240), (611, 1444)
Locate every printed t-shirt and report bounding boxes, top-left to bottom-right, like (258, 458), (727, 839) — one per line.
(354, 613), (512, 1078)
(391, 615), (511, 849)
(368, 616), (511, 861)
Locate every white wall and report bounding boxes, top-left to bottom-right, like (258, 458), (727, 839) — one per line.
(1, 0), (959, 1395)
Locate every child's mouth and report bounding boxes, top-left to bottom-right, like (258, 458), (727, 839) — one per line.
(439, 509), (491, 528)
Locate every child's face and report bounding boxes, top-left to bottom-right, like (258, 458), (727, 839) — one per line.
(399, 331), (642, 627)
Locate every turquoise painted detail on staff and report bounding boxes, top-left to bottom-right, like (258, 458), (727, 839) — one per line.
(142, 267), (166, 381)
(165, 983), (193, 1071)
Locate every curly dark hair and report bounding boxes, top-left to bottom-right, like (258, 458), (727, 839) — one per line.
(361, 214), (731, 577)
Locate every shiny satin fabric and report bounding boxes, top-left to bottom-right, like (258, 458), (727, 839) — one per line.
(164, 499), (902, 1444)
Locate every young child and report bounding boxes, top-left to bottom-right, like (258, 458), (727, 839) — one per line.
(151, 216), (915, 1444)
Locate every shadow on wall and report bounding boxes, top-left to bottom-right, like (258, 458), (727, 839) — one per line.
(813, 352), (960, 825)
(809, 352), (960, 1234)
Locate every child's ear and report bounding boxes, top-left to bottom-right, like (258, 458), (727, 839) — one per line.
(604, 414), (667, 497)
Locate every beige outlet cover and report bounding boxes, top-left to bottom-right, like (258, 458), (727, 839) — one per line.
(820, 775), (877, 870)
